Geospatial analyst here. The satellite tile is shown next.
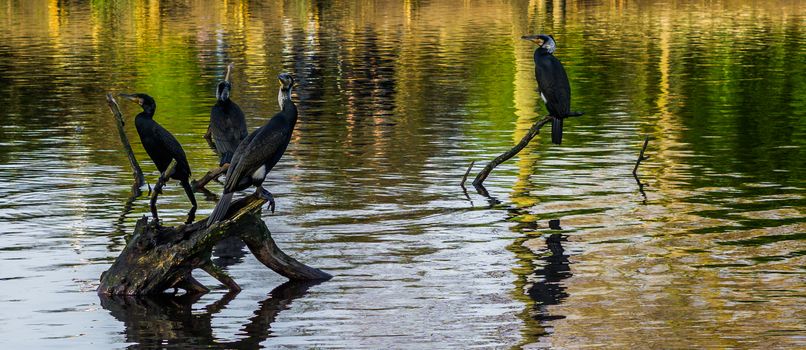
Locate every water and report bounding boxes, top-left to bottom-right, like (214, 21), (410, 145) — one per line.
(0, 0), (804, 348)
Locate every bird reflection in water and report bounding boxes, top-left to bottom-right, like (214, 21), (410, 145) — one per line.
(99, 280), (323, 348)
(528, 219), (571, 325)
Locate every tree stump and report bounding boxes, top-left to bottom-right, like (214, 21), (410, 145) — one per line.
(98, 195), (331, 296)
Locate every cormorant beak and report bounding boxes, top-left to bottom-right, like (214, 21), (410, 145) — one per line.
(118, 93), (143, 106)
(224, 63), (233, 83)
(521, 34), (543, 45)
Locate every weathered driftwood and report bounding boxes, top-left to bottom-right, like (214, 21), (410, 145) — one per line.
(465, 112), (583, 188)
(192, 163), (229, 192)
(106, 93), (145, 192)
(149, 159), (178, 224)
(98, 195), (331, 296)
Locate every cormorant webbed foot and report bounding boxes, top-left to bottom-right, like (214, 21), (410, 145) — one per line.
(255, 187), (276, 213)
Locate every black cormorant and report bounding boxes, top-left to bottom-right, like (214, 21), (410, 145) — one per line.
(522, 34), (571, 145)
(120, 93), (197, 223)
(208, 63), (248, 166)
(207, 73), (297, 225)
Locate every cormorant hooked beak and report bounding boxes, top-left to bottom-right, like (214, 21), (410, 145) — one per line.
(119, 93), (143, 106)
(216, 63), (234, 102)
(224, 63), (233, 83)
(521, 34), (556, 53)
(521, 34), (543, 45)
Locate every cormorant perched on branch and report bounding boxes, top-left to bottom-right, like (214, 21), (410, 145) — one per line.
(522, 34), (571, 145)
(120, 93), (197, 223)
(207, 73), (297, 225)
(208, 63), (247, 166)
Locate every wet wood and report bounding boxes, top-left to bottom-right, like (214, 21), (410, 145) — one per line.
(632, 136), (650, 176)
(460, 160), (475, 187)
(106, 93), (145, 192)
(98, 195), (331, 296)
(470, 112), (583, 188)
(632, 136), (650, 201)
(192, 164), (229, 192)
(150, 159), (177, 223)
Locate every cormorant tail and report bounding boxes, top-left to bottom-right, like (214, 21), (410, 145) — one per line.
(220, 151), (234, 167)
(181, 180), (197, 209)
(551, 117), (563, 145)
(207, 192), (233, 226)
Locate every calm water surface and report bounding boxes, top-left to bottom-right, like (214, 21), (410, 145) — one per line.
(0, 0), (804, 348)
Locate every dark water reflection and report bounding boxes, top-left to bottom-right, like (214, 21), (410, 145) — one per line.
(0, 0), (804, 348)
(101, 280), (322, 349)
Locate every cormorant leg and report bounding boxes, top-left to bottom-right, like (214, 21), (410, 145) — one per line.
(254, 186), (275, 213)
(181, 180), (197, 225)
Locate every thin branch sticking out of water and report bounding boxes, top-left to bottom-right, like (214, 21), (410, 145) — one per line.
(632, 136), (650, 201)
(467, 112), (584, 189)
(633, 136), (650, 176)
(460, 160), (475, 187)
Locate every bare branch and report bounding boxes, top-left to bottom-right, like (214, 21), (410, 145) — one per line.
(471, 112), (584, 188)
(632, 136), (650, 176)
(192, 164), (229, 192)
(106, 93), (145, 191)
(460, 161), (475, 187)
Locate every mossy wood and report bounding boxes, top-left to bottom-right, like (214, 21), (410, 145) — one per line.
(98, 195), (332, 295)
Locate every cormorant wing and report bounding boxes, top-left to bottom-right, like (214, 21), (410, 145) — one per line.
(209, 103), (247, 158)
(535, 55), (571, 117)
(153, 124), (191, 175)
(223, 121), (290, 193)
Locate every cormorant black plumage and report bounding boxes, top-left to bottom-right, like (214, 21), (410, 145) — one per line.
(209, 64), (247, 166)
(207, 73), (297, 225)
(523, 34), (571, 145)
(120, 93), (197, 219)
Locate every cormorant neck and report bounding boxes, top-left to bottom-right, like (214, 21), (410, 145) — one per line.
(278, 88), (296, 114)
(137, 108), (155, 119)
(536, 47), (551, 55)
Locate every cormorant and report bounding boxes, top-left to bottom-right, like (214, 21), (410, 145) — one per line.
(120, 93), (197, 224)
(208, 63), (247, 166)
(522, 34), (571, 145)
(207, 73), (297, 225)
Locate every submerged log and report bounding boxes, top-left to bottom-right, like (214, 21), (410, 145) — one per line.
(98, 195), (331, 295)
